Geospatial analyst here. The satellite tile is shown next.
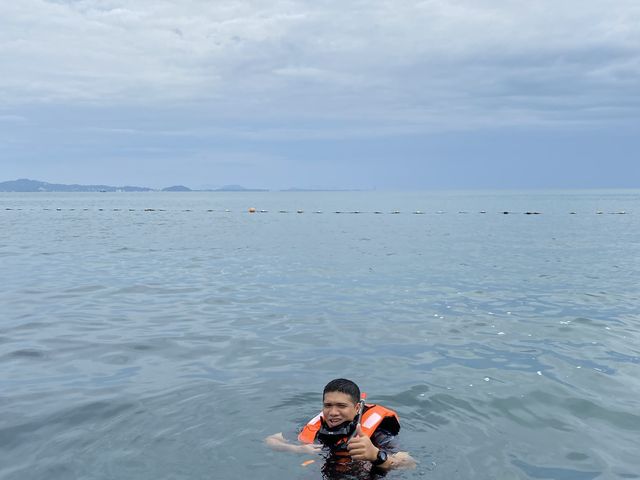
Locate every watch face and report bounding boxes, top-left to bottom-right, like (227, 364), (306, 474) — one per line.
(374, 450), (388, 465)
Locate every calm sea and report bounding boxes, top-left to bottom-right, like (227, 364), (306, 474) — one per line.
(1, 191), (639, 480)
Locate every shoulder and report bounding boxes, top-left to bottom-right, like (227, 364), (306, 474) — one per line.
(362, 404), (400, 435)
(298, 412), (323, 443)
(363, 404), (401, 451)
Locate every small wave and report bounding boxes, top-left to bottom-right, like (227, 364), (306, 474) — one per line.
(5, 348), (48, 359)
(112, 285), (202, 295)
(512, 458), (600, 480)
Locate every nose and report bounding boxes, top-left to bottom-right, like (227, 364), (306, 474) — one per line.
(327, 406), (340, 416)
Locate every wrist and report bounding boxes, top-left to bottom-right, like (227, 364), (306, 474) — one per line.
(371, 448), (388, 466)
(370, 447), (380, 462)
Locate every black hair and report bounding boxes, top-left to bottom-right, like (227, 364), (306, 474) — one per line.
(323, 378), (360, 404)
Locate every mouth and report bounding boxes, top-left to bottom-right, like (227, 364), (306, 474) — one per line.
(326, 418), (343, 427)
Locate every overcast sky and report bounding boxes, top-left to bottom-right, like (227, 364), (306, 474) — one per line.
(1, 0), (639, 189)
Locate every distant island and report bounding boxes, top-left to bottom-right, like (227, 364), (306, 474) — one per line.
(0, 178), (152, 192)
(0, 179), (268, 192)
(161, 185), (191, 192)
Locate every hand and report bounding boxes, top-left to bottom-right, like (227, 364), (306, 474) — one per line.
(347, 425), (379, 462)
(390, 452), (417, 469)
(265, 432), (287, 449)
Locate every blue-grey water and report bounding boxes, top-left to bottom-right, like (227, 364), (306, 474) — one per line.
(1, 191), (639, 480)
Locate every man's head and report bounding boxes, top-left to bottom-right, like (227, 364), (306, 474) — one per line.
(322, 378), (361, 428)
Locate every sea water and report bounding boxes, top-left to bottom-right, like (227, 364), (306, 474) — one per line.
(0, 190), (639, 479)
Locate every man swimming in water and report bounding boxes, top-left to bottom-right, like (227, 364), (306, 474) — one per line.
(265, 378), (416, 471)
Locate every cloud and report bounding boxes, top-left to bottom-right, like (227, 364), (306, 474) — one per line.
(0, 0), (639, 135)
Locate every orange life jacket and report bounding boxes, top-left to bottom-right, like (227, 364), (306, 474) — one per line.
(298, 404), (400, 451)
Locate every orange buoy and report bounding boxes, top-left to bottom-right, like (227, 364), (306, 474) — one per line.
(248, 207), (256, 213)
(301, 460), (315, 467)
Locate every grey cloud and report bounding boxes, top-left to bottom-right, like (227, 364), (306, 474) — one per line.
(1, 0), (639, 135)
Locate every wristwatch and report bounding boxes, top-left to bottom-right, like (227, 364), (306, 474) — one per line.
(372, 449), (388, 466)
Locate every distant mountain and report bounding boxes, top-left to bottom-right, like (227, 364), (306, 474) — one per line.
(0, 178), (152, 192)
(215, 185), (268, 192)
(162, 185), (192, 192)
(0, 179), (268, 192)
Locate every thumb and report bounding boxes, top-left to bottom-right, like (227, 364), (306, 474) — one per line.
(355, 424), (364, 437)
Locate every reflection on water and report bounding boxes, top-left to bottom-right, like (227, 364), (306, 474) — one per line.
(0, 191), (639, 479)
(320, 457), (385, 480)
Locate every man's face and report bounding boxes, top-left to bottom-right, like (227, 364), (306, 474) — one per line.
(322, 391), (358, 428)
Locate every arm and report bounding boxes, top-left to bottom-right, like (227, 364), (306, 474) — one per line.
(347, 425), (417, 470)
(264, 432), (322, 455)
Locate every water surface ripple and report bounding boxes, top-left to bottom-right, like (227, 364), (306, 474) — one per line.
(1, 191), (639, 479)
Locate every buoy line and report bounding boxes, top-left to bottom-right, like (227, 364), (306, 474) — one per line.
(0, 209), (630, 215)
